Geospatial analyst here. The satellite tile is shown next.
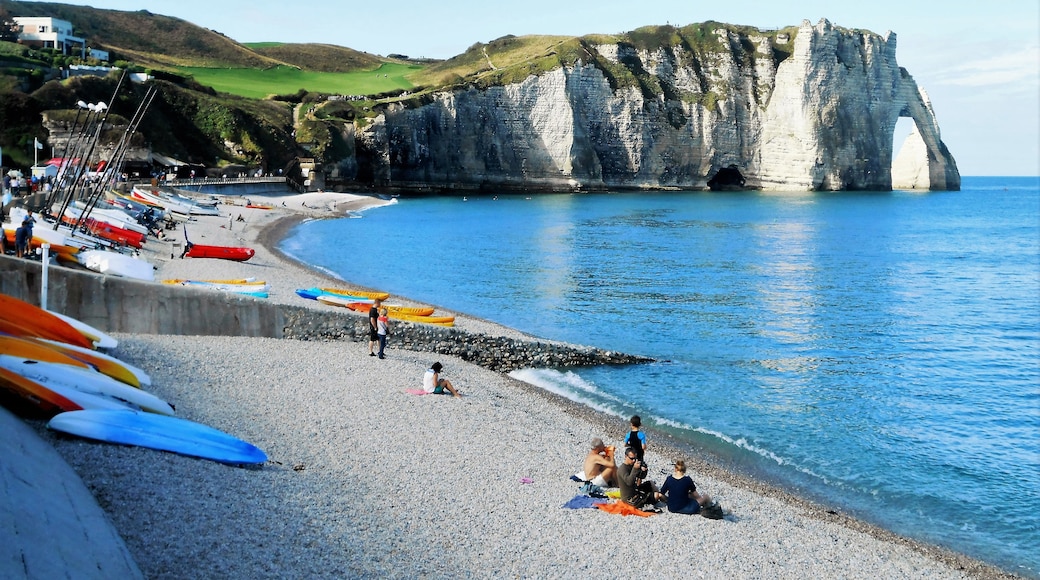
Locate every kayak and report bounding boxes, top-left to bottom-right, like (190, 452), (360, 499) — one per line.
(183, 244), (255, 261)
(295, 288), (374, 302)
(342, 302), (436, 317)
(386, 312), (455, 326)
(163, 278), (258, 285)
(0, 293), (95, 349)
(0, 367), (83, 416)
(319, 287), (390, 301)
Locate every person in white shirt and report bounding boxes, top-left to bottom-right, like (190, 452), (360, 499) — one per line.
(422, 362), (461, 397)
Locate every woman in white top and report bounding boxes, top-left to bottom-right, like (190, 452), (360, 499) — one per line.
(422, 362), (461, 397)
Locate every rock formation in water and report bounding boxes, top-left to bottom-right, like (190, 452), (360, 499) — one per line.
(337, 19), (959, 192)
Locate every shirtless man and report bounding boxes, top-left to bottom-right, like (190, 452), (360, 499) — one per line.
(582, 437), (617, 488)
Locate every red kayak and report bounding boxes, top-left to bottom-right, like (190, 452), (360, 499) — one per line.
(60, 215), (146, 248)
(183, 243), (255, 261)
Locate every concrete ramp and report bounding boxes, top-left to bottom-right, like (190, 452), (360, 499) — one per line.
(0, 406), (143, 580)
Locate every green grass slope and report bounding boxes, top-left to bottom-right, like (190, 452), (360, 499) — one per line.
(247, 42), (386, 73)
(177, 62), (422, 100)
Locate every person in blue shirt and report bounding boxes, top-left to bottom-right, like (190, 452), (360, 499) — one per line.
(624, 415), (647, 461)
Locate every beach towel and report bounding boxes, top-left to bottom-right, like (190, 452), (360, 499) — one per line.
(562, 495), (608, 509)
(405, 388), (431, 395)
(596, 501), (657, 517)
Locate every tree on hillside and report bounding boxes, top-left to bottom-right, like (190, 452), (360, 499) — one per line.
(0, 7), (20, 43)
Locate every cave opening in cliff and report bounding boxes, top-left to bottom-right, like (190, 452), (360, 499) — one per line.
(707, 164), (746, 191)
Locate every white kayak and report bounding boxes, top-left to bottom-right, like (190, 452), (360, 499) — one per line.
(0, 355), (174, 415)
(47, 310), (119, 350)
(34, 337), (152, 387)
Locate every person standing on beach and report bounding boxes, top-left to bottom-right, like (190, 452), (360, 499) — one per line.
(376, 306), (390, 359)
(625, 415), (647, 462)
(15, 214), (33, 258)
(368, 298), (382, 356)
(423, 362), (461, 397)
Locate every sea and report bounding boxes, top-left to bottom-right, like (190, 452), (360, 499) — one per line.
(280, 176), (1040, 576)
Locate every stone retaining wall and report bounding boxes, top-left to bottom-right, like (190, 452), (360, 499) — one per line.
(1, 256), (650, 372)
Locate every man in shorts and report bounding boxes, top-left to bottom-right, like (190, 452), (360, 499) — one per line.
(582, 437), (617, 488)
(367, 298), (382, 356)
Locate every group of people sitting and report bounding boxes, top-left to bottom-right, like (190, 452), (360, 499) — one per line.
(579, 415), (721, 517)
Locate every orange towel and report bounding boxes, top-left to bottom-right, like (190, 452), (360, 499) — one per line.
(596, 501), (656, 517)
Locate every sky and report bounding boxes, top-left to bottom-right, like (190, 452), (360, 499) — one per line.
(52, 0), (1040, 176)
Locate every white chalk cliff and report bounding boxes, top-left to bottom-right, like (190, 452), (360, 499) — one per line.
(344, 19), (959, 192)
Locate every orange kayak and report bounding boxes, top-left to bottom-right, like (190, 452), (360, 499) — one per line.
(21, 336), (142, 388)
(0, 294), (94, 349)
(0, 336), (92, 370)
(0, 367), (83, 416)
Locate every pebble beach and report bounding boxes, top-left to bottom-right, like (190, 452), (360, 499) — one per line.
(30, 191), (1016, 578)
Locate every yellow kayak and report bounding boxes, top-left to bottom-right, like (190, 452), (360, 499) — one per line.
(388, 312), (455, 327)
(320, 287), (390, 301)
(342, 302), (435, 317)
(162, 278), (261, 285)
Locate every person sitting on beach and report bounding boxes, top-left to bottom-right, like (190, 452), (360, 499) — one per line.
(618, 446), (656, 508)
(580, 438), (617, 488)
(656, 459), (712, 515)
(423, 362), (461, 397)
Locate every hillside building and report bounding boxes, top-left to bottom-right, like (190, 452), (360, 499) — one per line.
(13, 16), (97, 59)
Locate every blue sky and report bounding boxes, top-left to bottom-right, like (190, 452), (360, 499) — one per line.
(55, 0), (1040, 175)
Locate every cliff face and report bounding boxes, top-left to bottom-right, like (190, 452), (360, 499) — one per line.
(345, 19), (959, 192)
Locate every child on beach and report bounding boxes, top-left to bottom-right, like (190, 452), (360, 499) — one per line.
(376, 306), (389, 359)
(625, 415), (647, 462)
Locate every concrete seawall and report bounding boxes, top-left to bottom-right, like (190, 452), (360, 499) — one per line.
(1, 256), (649, 372)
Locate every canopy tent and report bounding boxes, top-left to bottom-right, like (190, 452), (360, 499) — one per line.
(44, 157), (80, 168)
(150, 153), (190, 168)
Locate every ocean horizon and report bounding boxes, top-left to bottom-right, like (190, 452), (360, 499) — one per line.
(280, 176), (1040, 577)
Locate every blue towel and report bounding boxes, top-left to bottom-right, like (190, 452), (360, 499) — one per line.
(562, 495), (608, 509)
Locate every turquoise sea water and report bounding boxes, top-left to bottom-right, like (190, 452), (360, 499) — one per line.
(281, 176), (1040, 576)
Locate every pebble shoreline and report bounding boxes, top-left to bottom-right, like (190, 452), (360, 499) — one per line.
(30, 192), (1017, 578)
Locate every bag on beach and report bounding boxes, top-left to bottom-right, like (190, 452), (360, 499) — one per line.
(624, 488), (655, 510)
(700, 501), (724, 520)
(579, 481), (607, 498)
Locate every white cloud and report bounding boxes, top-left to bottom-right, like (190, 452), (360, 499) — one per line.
(933, 45), (1040, 88)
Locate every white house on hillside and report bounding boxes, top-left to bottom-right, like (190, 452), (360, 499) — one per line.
(13, 16), (86, 56)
